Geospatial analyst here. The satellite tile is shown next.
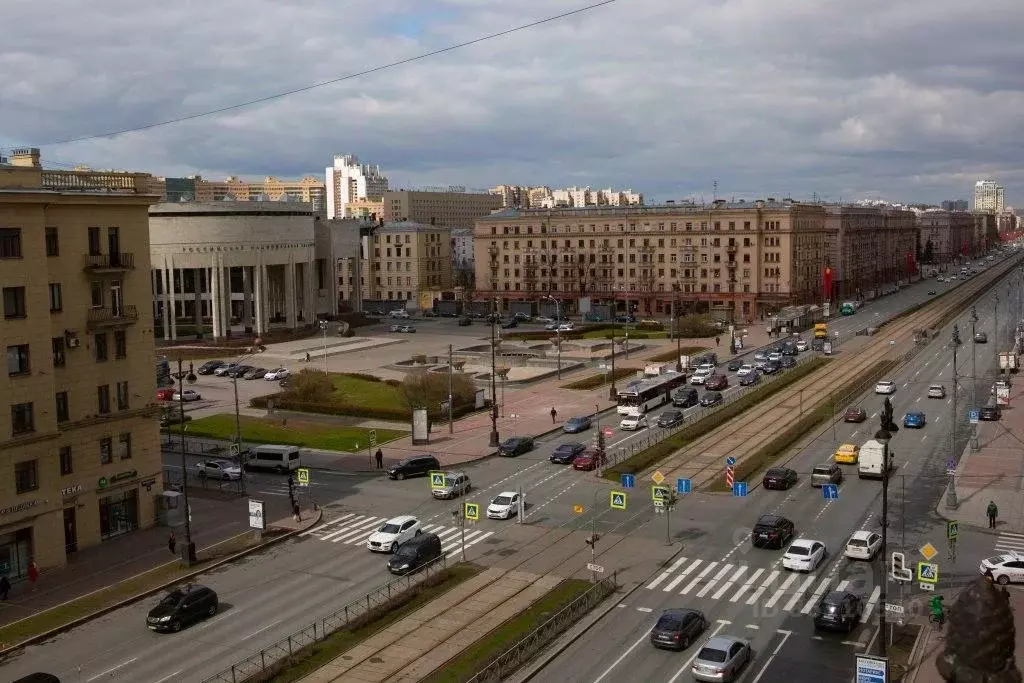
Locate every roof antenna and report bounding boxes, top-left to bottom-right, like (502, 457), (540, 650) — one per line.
(713, 179), (718, 202)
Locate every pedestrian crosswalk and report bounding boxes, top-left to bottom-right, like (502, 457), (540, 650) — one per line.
(300, 513), (495, 559)
(645, 556), (881, 621)
(995, 531), (1024, 555)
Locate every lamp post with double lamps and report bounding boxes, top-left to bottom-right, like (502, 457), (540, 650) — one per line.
(970, 307), (979, 452)
(173, 359), (198, 566)
(231, 340), (266, 496)
(545, 295), (562, 379)
(319, 319), (329, 374)
(489, 301), (500, 448)
(875, 397), (899, 657)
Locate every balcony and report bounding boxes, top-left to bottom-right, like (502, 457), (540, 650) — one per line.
(84, 253), (135, 273)
(87, 305), (139, 330)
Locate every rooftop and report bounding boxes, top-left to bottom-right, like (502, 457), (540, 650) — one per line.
(478, 199), (815, 221)
(149, 201), (315, 216)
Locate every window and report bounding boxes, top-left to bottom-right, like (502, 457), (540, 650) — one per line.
(3, 286), (26, 318)
(56, 391), (69, 422)
(14, 460), (38, 493)
(94, 333), (108, 362)
(48, 283), (62, 312)
(52, 336), (66, 367)
(87, 227), (101, 255)
(118, 433), (132, 460)
(114, 330), (127, 359)
(97, 385), (110, 414)
(100, 437), (113, 464)
(90, 281), (103, 308)
(0, 228), (22, 258)
(60, 446), (73, 475)
(116, 381), (129, 410)
(7, 344), (29, 376)
(45, 227), (59, 256)
(11, 402), (34, 435)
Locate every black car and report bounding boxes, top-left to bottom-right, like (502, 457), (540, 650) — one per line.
(197, 360), (225, 375)
(501, 319), (519, 329)
(615, 315), (636, 323)
(649, 608), (708, 651)
(499, 436), (534, 456)
(812, 591), (864, 632)
(762, 360), (781, 374)
(739, 372), (760, 387)
(657, 410), (685, 428)
(388, 533), (442, 575)
(227, 364), (254, 379)
(551, 442), (586, 464)
(780, 356), (797, 368)
(699, 391), (723, 407)
(457, 316), (472, 326)
(751, 514), (796, 549)
(386, 454), (441, 480)
(147, 584), (218, 632)
(975, 332), (988, 344)
(781, 344), (798, 356)
(726, 359), (743, 372)
(762, 467), (798, 490)
(672, 388), (699, 408)
(980, 404), (1002, 421)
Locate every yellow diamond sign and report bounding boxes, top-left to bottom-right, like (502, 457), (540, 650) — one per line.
(919, 542), (938, 561)
(573, 504), (584, 514)
(652, 471), (666, 485)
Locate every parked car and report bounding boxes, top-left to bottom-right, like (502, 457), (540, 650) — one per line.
(366, 515), (422, 552)
(975, 331), (988, 344)
(812, 591), (864, 632)
(243, 367), (269, 380)
(875, 380), (896, 394)
(226, 365), (253, 379)
(691, 635), (751, 682)
(388, 309), (410, 319)
(657, 410), (684, 428)
(620, 415), (649, 431)
(751, 514), (796, 549)
(563, 416), (593, 433)
(762, 467), (798, 490)
(156, 387), (174, 401)
(197, 360), (225, 375)
(487, 491), (521, 519)
(390, 324), (416, 333)
(147, 584), (218, 632)
(844, 406), (867, 423)
(649, 608), (708, 651)
(844, 530), (882, 560)
(726, 359), (743, 372)
(513, 312), (532, 321)
(672, 388), (699, 408)
(550, 442), (586, 464)
(833, 443), (859, 465)
(264, 368), (291, 381)
(705, 374), (728, 391)
(498, 436), (534, 456)
(927, 384), (947, 399)
(213, 363), (237, 377)
(810, 462), (843, 487)
(699, 391), (723, 407)
(573, 448), (604, 471)
(782, 539), (826, 572)
(386, 454), (441, 480)
(557, 322), (574, 332)
(739, 371), (760, 387)
(501, 319), (519, 329)
(457, 316), (472, 326)
(903, 411), (926, 428)
(431, 471), (471, 499)
(980, 404), (1002, 421)
(173, 390), (202, 402)
(192, 460), (241, 480)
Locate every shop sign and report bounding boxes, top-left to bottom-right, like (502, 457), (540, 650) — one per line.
(0, 500), (38, 516)
(98, 470), (138, 489)
(62, 484), (84, 498)
(141, 477), (157, 492)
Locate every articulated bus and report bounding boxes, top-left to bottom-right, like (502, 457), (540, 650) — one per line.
(616, 372), (688, 416)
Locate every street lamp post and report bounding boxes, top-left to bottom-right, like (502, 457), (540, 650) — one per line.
(319, 320), (329, 375)
(970, 307), (979, 452)
(948, 325), (961, 509)
(173, 359), (198, 566)
(546, 295), (562, 379)
(673, 296), (682, 373)
(875, 397), (898, 658)
(231, 341), (264, 497)
(489, 302), (500, 448)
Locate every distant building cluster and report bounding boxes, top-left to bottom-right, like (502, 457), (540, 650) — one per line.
(490, 184), (643, 209)
(941, 199), (969, 212)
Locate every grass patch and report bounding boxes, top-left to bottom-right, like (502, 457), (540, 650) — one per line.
(886, 623), (920, 681)
(602, 357), (831, 481)
(562, 367), (639, 390)
(418, 578), (593, 683)
(262, 564), (482, 683)
(646, 346), (710, 363)
(172, 414), (406, 451)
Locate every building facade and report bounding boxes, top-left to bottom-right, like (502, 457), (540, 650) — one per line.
(149, 175), (326, 212)
(490, 184), (644, 209)
(318, 217), (368, 313)
(974, 179), (1005, 214)
(825, 206), (918, 299)
(451, 227), (474, 286)
(325, 155), (389, 220)
(917, 210), (976, 264)
(473, 200), (829, 321)
(0, 148), (162, 574)
(941, 199), (969, 212)
(382, 190), (501, 230)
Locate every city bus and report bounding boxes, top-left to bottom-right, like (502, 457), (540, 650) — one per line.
(617, 372), (688, 416)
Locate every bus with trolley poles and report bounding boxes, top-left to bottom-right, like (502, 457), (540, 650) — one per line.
(616, 372), (688, 416)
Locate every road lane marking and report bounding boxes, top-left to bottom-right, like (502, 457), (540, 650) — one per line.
(801, 577), (832, 614)
(746, 570), (779, 605)
(445, 531), (495, 559)
(696, 563), (733, 598)
(87, 658), (138, 682)
(835, 579), (850, 592)
(244, 619), (282, 640)
(636, 607), (653, 613)
(861, 586), (882, 623)
(784, 575), (817, 611)
(666, 620), (730, 683)
(153, 672), (183, 683)
(745, 624), (760, 629)
(764, 572), (799, 609)
(663, 559), (702, 592)
(590, 629), (651, 683)
(647, 556), (689, 590)
(681, 561), (718, 595)
(749, 629), (793, 683)
(712, 566), (747, 600)
(730, 568), (764, 602)
(299, 512), (356, 536)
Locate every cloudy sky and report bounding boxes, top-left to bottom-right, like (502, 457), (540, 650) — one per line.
(2, 0), (1022, 206)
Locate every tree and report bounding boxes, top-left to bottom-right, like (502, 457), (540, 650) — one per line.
(285, 368), (333, 402)
(400, 372), (476, 414)
(923, 239), (935, 264)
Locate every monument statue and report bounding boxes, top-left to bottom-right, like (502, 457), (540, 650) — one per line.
(937, 576), (1021, 682)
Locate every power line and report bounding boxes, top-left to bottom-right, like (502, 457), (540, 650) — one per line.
(39, 0), (618, 148)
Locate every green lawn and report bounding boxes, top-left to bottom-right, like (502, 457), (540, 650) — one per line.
(173, 414), (406, 451)
(329, 373), (403, 408)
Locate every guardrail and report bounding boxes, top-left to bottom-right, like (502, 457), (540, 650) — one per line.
(201, 554), (450, 683)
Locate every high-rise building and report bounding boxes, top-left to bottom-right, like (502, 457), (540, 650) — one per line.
(325, 155), (389, 219)
(382, 190), (501, 230)
(941, 199), (969, 212)
(974, 180), (1005, 214)
(0, 148), (162, 573)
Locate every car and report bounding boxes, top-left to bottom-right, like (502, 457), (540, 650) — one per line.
(620, 415), (649, 430)
(672, 387), (699, 408)
(388, 309), (410, 318)
(927, 384), (947, 399)
(751, 514), (795, 549)
(557, 322), (574, 332)
(243, 367), (269, 380)
(147, 584), (218, 632)
(699, 391), (723, 407)
(761, 360), (781, 374)
(431, 471), (471, 499)
(573, 447), (604, 471)
(513, 311), (532, 321)
(657, 410), (685, 428)
(767, 351), (782, 362)
(752, 352), (768, 368)
(844, 530), (882, 560)
(903, 411), (926, 428)
(736, 364), (754, 376)
(980, 404), (1002, 421)
(833, 443), (859, 465)
(501, 319), (519, 329)
(649, 608), (708, 651)
(975, 332), (988, 343)
(690, 369), (712, 385)
(197, 360), (225, 375)
(980, 553), (1024, 585)
(393, 325), (416, 333)
(781, 343), (798, 356)
(226, 365), (253, 378)
(264, 368), (291, 381)
(498, 436), (534, 456)
(562, 416), (593, 433)
(551, 442), (586, 464)
(782, 539), (826, 572)
(928, 290), (937, 295)
(386, 454), (440, 480)
(213, 363), (237, 377)
(844, 406), (867, 423)
(738, 371), (760, 387)
(726, 359), (744, 372)
(704, 374), (728, 391)
(156, 387), (174, 401)
(544, 321), (559, 331)
(811, 462), (843, 487)
(366, 515), (422, 552)
(812, 591), (864, 632)
(487, 491), (521, 519)
(192, 460), (241, 480)
(457, 316), (472, 326)
(762, 467), (797, 490)
(875, 380), (897, 394)
(691, 635), (751, 682)
(795, 339), (808, 352)
(780, 356), (797, 369)
(173, 389), (202, 402)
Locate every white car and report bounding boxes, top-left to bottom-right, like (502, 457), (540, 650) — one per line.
(927, 384), (947, 399)
(264, 368), (291, 381)
(193, 460), (241, 480)
(690, 367), (714, 385)
(768, 351), (782, 362)
(487, 491), (521, 519)
(173, 390), (202, 402)
(844, 530), (882, 560)
(388, 309), (410, 319)
(875, 380), (896, 395)
(213, 364), (237, 377)
(980, 553), (1024, 585)
(782, 539), (826, 572)
(620, 415), (648, 431)
(795, 339), (808, 352)
(736, 364), (754, 377)
(557, 322), (574, 332)
(366, 515), (421, 553)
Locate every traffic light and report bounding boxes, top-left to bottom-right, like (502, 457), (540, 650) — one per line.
(585, 533), (600, 547)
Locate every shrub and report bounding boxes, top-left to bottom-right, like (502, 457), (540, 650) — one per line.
(400, 372), (476, 411)
(636, 321), (664, 331)
(287, 368), (334, 402)
(344, 372), (384, 383)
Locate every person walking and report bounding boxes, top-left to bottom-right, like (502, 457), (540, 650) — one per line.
(375, 448), (384, 469)
(716, 336), (721, 347)
(27, 561), (38, 591)
(293, 501), (302, 523)
(988, 500), (999, 528)
(550, 406), (558, 424)
(168, 531), (177, 555)
(0, 575), (10, 601)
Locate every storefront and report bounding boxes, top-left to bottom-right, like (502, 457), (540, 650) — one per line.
(97, 469), (141, 540)
(0, 527), (33, 581)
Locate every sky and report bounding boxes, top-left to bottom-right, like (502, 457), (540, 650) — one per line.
(1, 0), (1022, 206)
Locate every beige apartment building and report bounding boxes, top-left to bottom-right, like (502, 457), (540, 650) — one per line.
(918, 210), (977, 264)
(473, 200), (829, 321)
(0, 148), (161, 576)
(825, 206), (918, 299)
(345, 198), (385, 220)
(149, 174), (326, 212)
(382, 190), (501, 230)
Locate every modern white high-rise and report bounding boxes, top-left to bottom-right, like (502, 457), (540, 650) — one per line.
(325, 155), (390, 219)
(974, 179), (1005, 214)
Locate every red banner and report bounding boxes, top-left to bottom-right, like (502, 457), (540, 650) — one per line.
(905, 251), (916, 276)
(823, 267), (833, 301)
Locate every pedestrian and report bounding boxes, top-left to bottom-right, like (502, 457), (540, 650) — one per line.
(716, 336), (721, 347)
(550, 406), (558, 424)
(27, 561), (38, 591)
(375, 448), (384, 469)
(168, 531), (177, 555)
(305, 351), (311, 363)
(293, 501), (302, 523)
(0, 575), (9, 601)
(988, 500), (999, 528)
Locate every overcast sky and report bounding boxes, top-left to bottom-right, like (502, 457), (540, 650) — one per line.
(2, 0), (1022, 206)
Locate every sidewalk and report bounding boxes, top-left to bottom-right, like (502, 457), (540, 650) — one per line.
(300, 567), (562, 683)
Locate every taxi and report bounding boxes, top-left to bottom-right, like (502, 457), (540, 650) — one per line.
(833, 443), (859, 464)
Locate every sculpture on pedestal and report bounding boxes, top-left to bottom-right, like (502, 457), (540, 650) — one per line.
(937, 576), (1021, 682)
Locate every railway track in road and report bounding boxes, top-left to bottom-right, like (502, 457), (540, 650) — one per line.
(647, 255), (1023, 488)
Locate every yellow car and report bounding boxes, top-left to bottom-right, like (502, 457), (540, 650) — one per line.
(834, 443), (859, 464)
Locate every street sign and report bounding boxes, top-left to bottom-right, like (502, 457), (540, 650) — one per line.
(822, 483), (839, 500)
(969, 409), (980, 424)
(464, 502), (480, 521)
(369, 429), (377, 447)
(248, 499), (266, 531)
(677, 478), (692, 494)
(230, 443), (240, 456)
(884, 603), (904, 615)
(726, 456), (737, 466)
(429, 471), (446, 490)
(919, 542), (938, 561)
(573, 504), (585, 514)
(920, 582), (935, 592)
(652, 485), (670, 502)
(621, 473), (635, 489)
(947, 520), (959, 540)
(602, 426), (614, 437)
(587, 563), (605, 573)
(917, 562), (939, 584)
(732, 481), (748, 497)
(890, 552), (913, 582)
(610, 491), (627, 510)
(296, 468), (310, 487)
(855, 654), (889, 683)
(652, 470), (665, 485)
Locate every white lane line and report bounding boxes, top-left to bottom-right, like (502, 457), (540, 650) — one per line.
(681, 561), (718, 595)
(591, 629), (651, 683)
(764, 572), (799, 609)
(666, 621), (731, 683)
(696, 564), (733, 598)
(244, 619), (282, 641)
(835, 579), (850, 592)
(750, 630), (793, 683)
(801, 577), (832, 614)
(861, 586), (882, 623)
(663, 559), (702, 592)
(87, 658), (138, 682)
(433, 527), (463, 541)
(443, 529), (486, 555)
(637, 607), (653, 613)
(153, 672), (183, 683)
(730, 568), (765, 603)
(713, 566), (747, 600)
(745, 624), (760, 630)
(784, 575), (817, 612)
(647, 556), (689, 590)
(746, 570), (780, 605)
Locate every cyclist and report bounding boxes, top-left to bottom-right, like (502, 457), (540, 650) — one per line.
(929, 595), (946, 626)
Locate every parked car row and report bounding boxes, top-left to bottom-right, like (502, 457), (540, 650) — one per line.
(195, 360), (291, 382)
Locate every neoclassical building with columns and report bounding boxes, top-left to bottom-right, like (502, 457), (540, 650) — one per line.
(149, 202), (331, 340)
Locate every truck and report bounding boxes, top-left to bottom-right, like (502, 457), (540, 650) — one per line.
(813, 323), (828, 343)
(1000, 351), (1019, 373)
(858, 439), (893, 479)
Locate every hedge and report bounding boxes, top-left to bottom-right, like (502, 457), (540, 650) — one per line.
(561, 367), (640, 390)
(249, 394), (480, 422)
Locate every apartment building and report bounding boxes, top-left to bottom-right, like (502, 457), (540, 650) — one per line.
(0, 148), (161, 575)
(491, 185), (644, 209)
(974, 179), (1005, 214)
(344, 198), (385, 220)
(326, 155), (389, 219)
(825, 205), (918, 299)
(917, 210), (977, 264)
(149, 175), (326, 212)
(381, 190), (501, 230)
(473, 200), (829, 321)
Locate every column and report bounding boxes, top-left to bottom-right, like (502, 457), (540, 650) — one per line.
(160, 261), (171, 341)
(193, 268), (203, 336)
(168, 255), (178, 341)
(285, 257), (297, 329)
(219, 256), (231, 337)
(254, 257), (266, 336)
(242, 264), (253, 333)
(306, 255), (316, 323)
(210, 255), (221, 339)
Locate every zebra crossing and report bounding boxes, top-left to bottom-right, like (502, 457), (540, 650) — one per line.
(994, 531), (1024, 555)
(645, 556), (881, 621)
(300, 513), (495, 558)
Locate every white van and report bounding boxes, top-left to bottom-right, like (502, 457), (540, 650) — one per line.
(244, 444), (301, 473)
(857, 439), (893, 479)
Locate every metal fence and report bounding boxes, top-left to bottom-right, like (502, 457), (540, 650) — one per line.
(201, 554), (450, 683)
(466, 574), (618, 683)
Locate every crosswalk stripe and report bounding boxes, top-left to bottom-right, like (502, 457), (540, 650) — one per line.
(730, 568), (765, 603)
(327, 517), (384, 543)
(746, 570), (780, 605)
(319, 515), (379, 541)
(343, 529), (380, 546)
(647, 556), (689, 591)
(861, 586), (882, 623)
(663, 560), (702, 592)
(765, 572), (799, 609)
(300, 512), (357, 537)
(784, 575), (817, 612)
(682, 562), (718, 595)
(801, 577), (832, 614)
(445, 531), (494, 558)
(444, 529), (485, 553)
(835, 579), (850, 592)
(696, 564), (734, 598)
(712, 566), (747, 600)
(434, 527), (463, 541)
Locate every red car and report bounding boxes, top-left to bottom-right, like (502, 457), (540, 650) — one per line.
(705, 374), (729, 391)
(844, 406), (867, 423)
(573, 448), (605, 471)
(156, 388), (174, 401)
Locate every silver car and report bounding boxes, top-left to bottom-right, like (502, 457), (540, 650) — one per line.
(431, 472), (471, 499)
(810, 462), (843, 488)
(691, 635), (751, 682)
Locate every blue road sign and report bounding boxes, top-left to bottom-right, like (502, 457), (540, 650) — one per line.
(969, 409), (980, 424)
(822, 483), (839, 500)
(855, 654), (888, 683)
(621, 473), (635, 489)
(732, 481), (748, 497)
(677, 478), (692, 494)
(726, 456), (737, 466)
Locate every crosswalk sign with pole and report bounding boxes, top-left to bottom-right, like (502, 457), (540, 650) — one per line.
(296, 468), (310, 487)
(610, 491), (627, 510)
(429, 471), (446, 489)
(464, 502), (479, 521)
(651, 485), (670, 502)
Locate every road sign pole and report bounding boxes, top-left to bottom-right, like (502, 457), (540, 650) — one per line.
(461, 508), (466, 563)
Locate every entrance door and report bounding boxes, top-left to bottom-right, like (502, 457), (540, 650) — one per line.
(107, 227), (121, 264)
(64, 507), (78, 554)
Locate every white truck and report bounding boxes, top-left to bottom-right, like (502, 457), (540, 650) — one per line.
(858, 439), (893, 479)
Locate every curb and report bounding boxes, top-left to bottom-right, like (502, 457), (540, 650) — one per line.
(904, 619), (934, 683)
(0, 508), (322, 659)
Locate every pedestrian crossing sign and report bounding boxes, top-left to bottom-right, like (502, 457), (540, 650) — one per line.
(296, 468), (310, 487)
(430, 471), (446, 489)
(610, 491), (627, 510)
(464, 502), (480, 521)
(652, 486), (670, 502)
(946, 520), (958, 540)
(917, 562), (939, 584)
